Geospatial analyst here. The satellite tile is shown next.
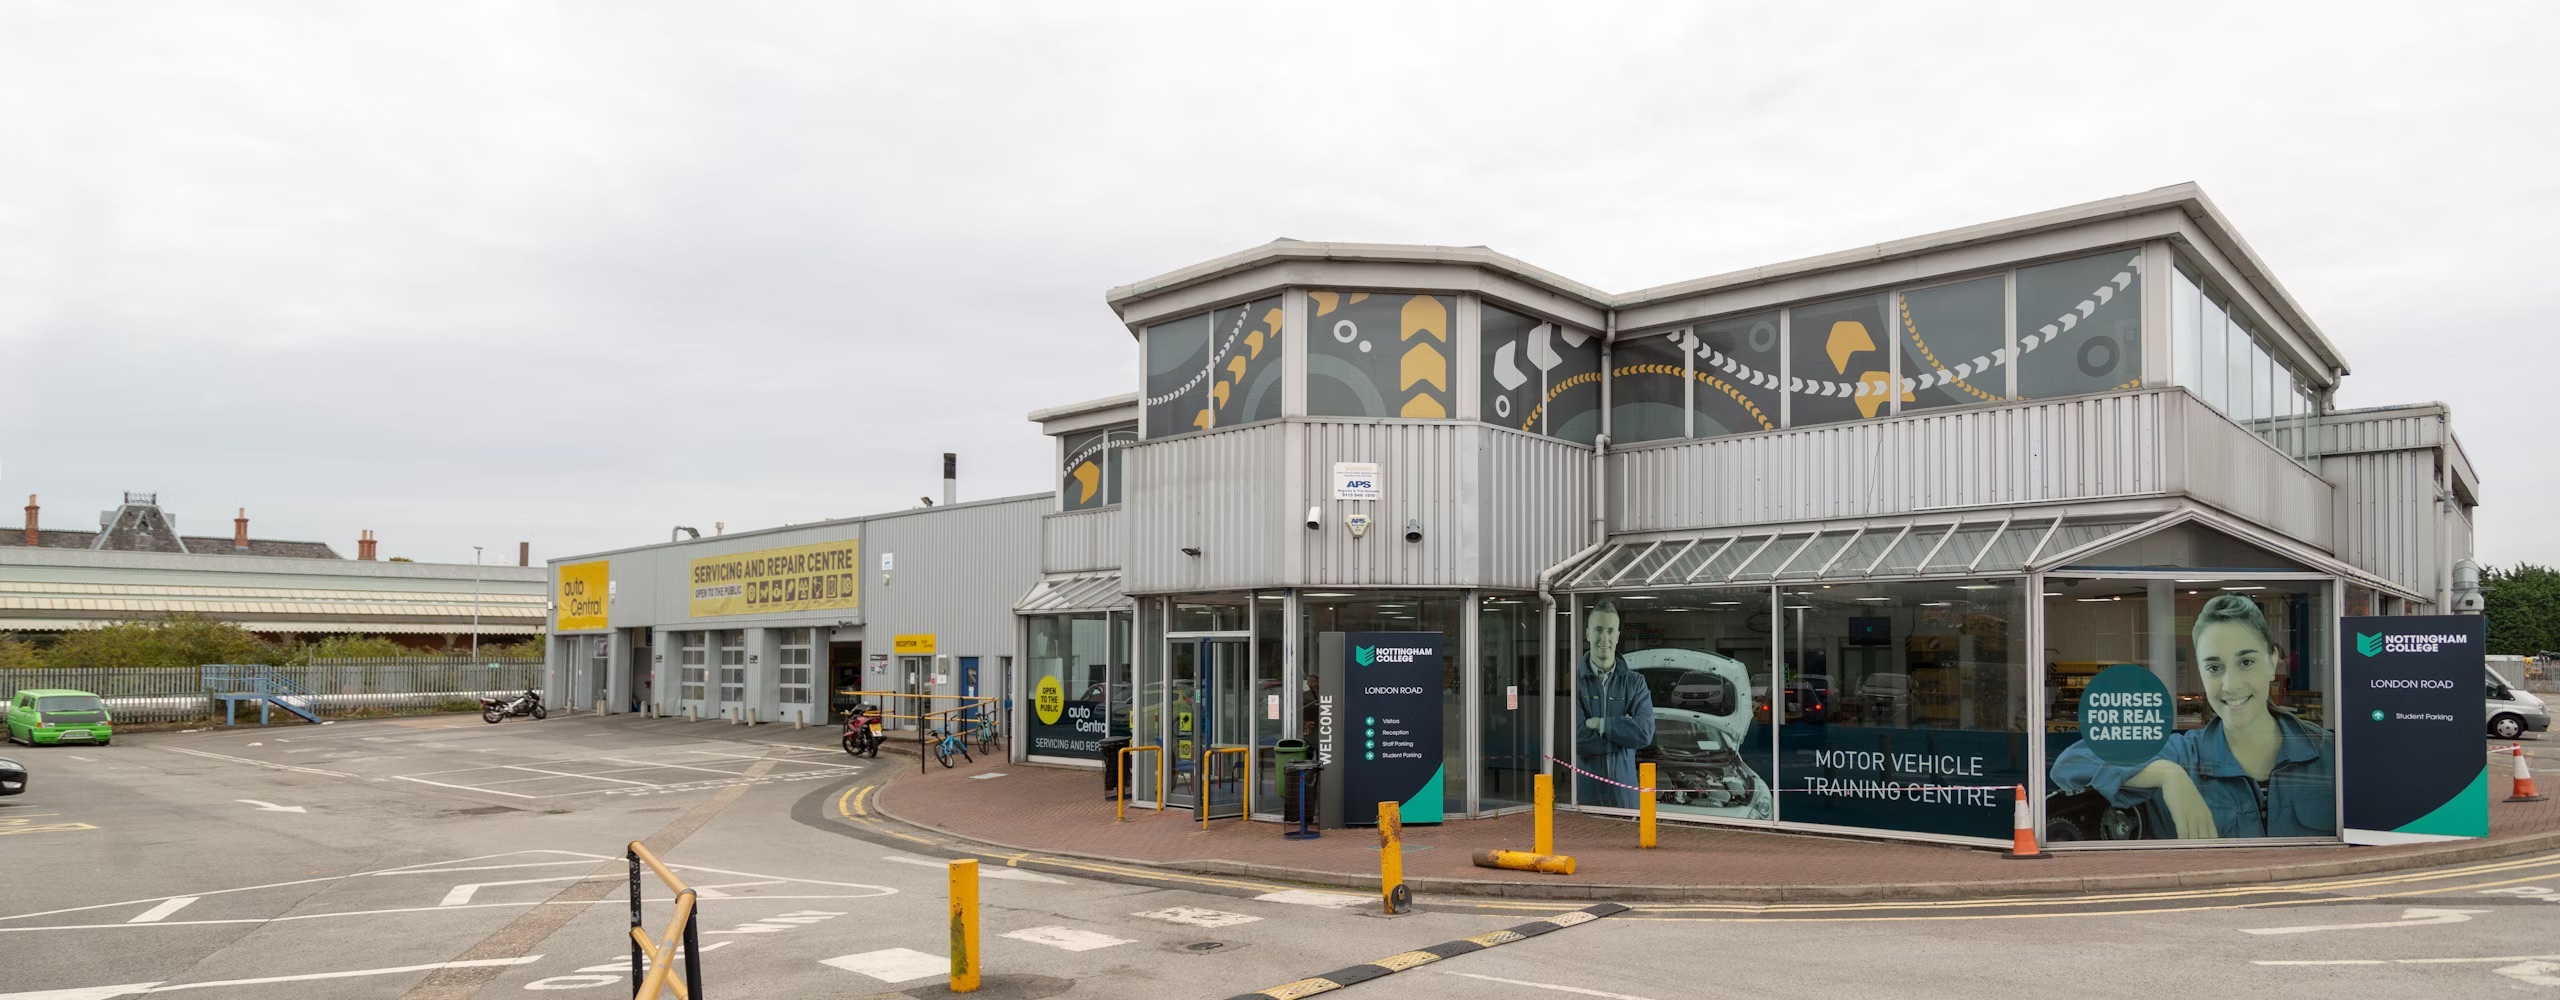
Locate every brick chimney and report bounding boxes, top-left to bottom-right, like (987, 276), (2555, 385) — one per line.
(233, 508), (250, 551)
(22, 495), (35, 546)
(518, 541), (529, 567)
(357, 529), (377, 561)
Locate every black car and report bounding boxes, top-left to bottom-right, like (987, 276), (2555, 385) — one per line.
(0, 755), (24, 796)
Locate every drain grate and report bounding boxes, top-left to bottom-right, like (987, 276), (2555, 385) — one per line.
(1183, 941), (1227, 953)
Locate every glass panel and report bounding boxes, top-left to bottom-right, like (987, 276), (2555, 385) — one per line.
(1657, 538), (1727, 584)
(1691, 311), (1782, 435)
(2225, 316), (2255, 423)
(1219, 298), (1286, 425)
(2046, 580), (2334, 842)
(1876, 523), (1957, 576)
(1166, 641), (1201, 809)
(1254, 596), (1284, 817)
(1025, 614), (1111, 760)
(1104, 427), (1138, 505)
(1610, 328), (1690, 443)
(1549, 323), (1606, 444)
(1298, 591), (1464, 815)
(1571, 545), (1646, 589)
(1202, 639), (1251, 819)
(1059, 427), (1117, 511)
(1478, 593), (1540, 811)
(2039, 518), (2153, 566)
(2173, 268), (2202, 398)
(2062, 522), (2310, 573)
(1898, 276), (2008, 412)
(1172, 597), (1248, 633)
(1134, 602), (1165, 802)
(1777, 579), (2029, 839)
(718, 632), (745, 704)
(1735, 534), (1815, 581)
(1827, 528), (1900, 579)
(1777, 532), (1853, 580)
(1789, 293), (1896, 427)
(2199, 295), (2229, 412)
(1973, 518), (2057, 573)
(1307, 290), (1456, 419)
(2017, 249), (2142, 399)
(1574, 590), (1773, 820)
(1110, 611), (1133, 739)
(2251, 341), (2275, 434)
(1693, 534), (1773, 582)
(1144, 312), (1213, 438)
(1920, 525), (2002, 574)
(1619, 542), (1682, 586)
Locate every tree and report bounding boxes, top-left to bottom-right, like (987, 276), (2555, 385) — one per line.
(0, 634), (42, 670)
(40, 616), (285, 669)
(2484, 563), (2560, 656)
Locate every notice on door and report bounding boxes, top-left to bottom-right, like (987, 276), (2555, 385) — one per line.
(1317, 630), (1445, 827)
(2342, 615), (2489, 844)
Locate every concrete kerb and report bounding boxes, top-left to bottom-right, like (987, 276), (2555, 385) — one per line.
(864, 771), (2560, 903)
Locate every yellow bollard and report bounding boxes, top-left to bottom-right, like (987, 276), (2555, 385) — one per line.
(949, 859), (981, 993)
(1639, 762), (1657, 849)
(1379, 801), (1405, 914)
(1533, 772), (1554, 856)
(1470, 848), (1577, 875)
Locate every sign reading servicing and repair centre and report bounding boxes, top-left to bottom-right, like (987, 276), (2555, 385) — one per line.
(687, 539), (861, 618)
(2341, 615), (2489, 844)
(1317, 631), (1445, 827)
(555, 560), (610, 631)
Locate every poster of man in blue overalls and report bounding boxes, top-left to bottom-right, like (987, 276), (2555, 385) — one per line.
(1576, 599), (1656, 808)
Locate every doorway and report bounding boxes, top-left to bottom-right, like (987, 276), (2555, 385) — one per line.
(897, 655), (931, 730)
(1161, 637), (1252, 819)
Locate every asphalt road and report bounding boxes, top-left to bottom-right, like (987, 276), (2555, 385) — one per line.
(4, 715), (2558, 999)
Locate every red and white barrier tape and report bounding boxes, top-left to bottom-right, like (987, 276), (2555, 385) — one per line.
(1541, 755), (2012, 796)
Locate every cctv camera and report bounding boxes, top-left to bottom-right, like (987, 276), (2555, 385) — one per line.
(1306, 505), (1322, 531)
(1404, 518), (1423, 543)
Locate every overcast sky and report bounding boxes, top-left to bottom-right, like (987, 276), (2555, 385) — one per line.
(2, 3), (2553, 568)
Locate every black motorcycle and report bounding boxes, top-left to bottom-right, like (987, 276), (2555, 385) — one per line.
(842, 704), (884, 758)
(481, 689), (547, 724)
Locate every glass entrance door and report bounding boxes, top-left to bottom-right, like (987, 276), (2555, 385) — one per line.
(1199, 639), (1251, 820)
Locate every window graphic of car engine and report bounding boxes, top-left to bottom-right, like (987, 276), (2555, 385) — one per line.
(1623, 648), (1772, 820)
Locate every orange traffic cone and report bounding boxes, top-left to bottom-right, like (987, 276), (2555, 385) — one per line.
(2002, 784), (2047, 859)
(2508, 745), (2546, 803)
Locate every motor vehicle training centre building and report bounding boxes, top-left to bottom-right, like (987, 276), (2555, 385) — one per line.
(544, 183), (2481, 850)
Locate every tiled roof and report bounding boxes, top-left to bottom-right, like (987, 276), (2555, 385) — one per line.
(0, 530), (343, 560)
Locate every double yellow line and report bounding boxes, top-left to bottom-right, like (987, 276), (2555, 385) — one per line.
(832, 781), (938, 847)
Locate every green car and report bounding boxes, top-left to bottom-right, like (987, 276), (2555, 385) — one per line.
(4, 689), (113, 746)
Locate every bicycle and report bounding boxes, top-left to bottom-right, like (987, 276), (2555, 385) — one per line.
(932, 723), (975, 769)
(969, 713), (1000, 755)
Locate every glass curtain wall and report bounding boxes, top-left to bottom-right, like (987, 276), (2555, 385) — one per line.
(1479, 303), (1604, 442)
(1566, 590), (1777, 822)
(1477, 594), (1543, 811)
(2171, 263), (2323, 463)
(1024, 611), (1128, 762)
(1300, 591), (1465, 816)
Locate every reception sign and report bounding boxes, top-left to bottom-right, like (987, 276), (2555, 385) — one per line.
(1317, 631), (1445, 827)
(2342, 615), (2489, 844)
(687, 540), (861, 618)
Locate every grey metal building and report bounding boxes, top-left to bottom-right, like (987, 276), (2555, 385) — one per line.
(553, 183), (2481, 850)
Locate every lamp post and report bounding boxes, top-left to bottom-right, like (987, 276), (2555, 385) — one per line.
(471, 545), (483, 661)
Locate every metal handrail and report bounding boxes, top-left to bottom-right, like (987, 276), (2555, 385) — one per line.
(1117, 745), (1165, 821)
(629, 841), (702, 1000)
(1201, 746), (1251, 830)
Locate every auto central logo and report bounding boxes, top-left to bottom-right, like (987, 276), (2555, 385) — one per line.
(2357, 631), (2470, 656)
(1354, 645), (1432, 665)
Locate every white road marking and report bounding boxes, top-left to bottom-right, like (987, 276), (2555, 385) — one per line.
(66, 755), (95, 762)
(878, 855), (1065, 883)
(0, 957), (546, 998)
(2258, 953), (2560, 966)
(1001, 925), (1130, 952)
(2244, 907), (2489, 935)
(1, 897), (891, 934)
(2497, 960), (2560, 987)
(159, 747), (350, 778)
(232, 800), (305, 814)
(969, 772), (1007, 780)
(439, 874), (613, 906)
(1253, 889), (1367, 908)
(0, 850), (612, 924)
(1134, 906), (1261, 929)
(390, 774), (537, 799)
(125, 898), (198, 924)
(820, 948), (948, 983)
(1438, 971), (1664, 1000)
(498, 764), (658, 786)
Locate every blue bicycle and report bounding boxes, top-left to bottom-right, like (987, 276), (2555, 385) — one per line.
(932, 723), (975, 769)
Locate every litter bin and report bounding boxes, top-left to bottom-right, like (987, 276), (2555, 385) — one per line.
(1098, 737), (1132, 799)
(1273, 739), (1310, 766)
(1282, 760), (1323, 830)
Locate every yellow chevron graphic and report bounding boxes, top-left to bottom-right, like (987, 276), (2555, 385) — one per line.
(1398, 295), (1451, 418)
(1227, 355), (1249, 382)
(1401, 395), (1447, 418)
(1211, 381), (1230, 408)
(1853, 369), (1910, 419)
(1401, 341), (1446, 391)
(1827, 320), (1875, 375)
(1401, 296), (1448, 341)
(1071, 461), (1101, 503)
(1193, 406), (1212, 429)
(1309, 291), (1338, 317)
(1350, 292), (1368, 305)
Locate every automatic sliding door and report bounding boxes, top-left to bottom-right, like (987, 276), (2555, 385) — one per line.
(1200, 639), (1250, 821)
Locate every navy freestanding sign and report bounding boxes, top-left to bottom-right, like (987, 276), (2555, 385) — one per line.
(2341, 615), (2489, 844)
(1316, 631), (1445, 827)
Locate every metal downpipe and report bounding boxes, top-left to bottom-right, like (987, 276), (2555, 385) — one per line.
(1536, 310), (1615, 779)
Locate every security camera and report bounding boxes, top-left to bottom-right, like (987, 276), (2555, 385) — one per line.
(1404, 518), (1423, 543)
(1306, 505), (1323, 531)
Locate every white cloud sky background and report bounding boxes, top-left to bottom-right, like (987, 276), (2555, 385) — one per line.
(1, 3), (2552, 567)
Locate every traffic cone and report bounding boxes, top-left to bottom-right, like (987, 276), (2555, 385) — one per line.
(2508, 745), (2546, 803)
(2002, 784), (2047, 859)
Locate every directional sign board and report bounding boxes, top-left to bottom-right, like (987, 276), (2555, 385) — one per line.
(1316, 631), (1445, 827)
(2341, 615), (2490, 844)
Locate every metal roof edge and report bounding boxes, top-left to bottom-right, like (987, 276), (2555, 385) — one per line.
(1027, 392), (1140, 424)
(546, 492), (1051, 566)
(1103, 240), (1618, 317)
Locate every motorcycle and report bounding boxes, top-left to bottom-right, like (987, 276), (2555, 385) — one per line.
(481, 689), (547, 724)
(842, 704), (884, 758)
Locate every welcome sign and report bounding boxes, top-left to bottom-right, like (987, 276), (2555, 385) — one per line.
(2341, 615), (2488, 844)
(1316, 631), (1445, 827)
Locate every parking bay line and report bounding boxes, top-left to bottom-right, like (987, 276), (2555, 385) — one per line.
(126, 898), (198, 924)
(0, 955), (549, 997)
(390, 775), (537, 799)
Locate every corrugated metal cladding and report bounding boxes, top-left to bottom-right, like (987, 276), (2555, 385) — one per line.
(1615, 391), (2172, 533)
(2325, 449), (2441, 597)
(2170, 393), (2332, 548)
(2323, 408), (2447, 454)
(863, 496), (1046, 661)
(1121, 421), (1593, 592)
(1041, 508), (1120, 573)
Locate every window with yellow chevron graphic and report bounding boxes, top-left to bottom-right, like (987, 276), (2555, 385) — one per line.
(2015, 250), (2141, 400)
(1789, 291), (1901, 427)
(1059, 424), (1138, 511)
(1307, 290), (1456, 419)
(1691, 309), (1780, 436)
(1479, 301), (1601, 444)
(1609, 327), (1688, 443)
(1897, 276), (2008, 413)
(1141, 296), (1283, 438)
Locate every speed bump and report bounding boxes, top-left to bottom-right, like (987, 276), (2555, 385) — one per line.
(1222, 902), (1628, 1000)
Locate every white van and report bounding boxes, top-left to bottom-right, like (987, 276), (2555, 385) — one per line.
(2487, 665), (2550, 740)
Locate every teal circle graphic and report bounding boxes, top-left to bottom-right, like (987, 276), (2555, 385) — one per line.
(2077, 664), (2173, 765)
(2371, 709), (2385, 721)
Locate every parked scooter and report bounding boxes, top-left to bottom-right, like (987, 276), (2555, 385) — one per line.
(842, 703), (884, 758)
(481, 689), (547, 724)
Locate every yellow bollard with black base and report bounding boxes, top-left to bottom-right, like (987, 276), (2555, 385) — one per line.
(1472, 848), (1577, 874)
(1378, 801), (1409, 914)
(949, 858), (981, 993)
(1533, 772), (1554, 856)
(1639, 762), (1657, 849)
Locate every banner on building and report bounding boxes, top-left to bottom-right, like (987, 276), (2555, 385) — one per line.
(687, 540), (862, 618)
(2342, 615), (2489, 844)
(556, 560), (610, 631)
(1317, 631), (1445, 827)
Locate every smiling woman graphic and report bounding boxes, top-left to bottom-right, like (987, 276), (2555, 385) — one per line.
(2051, 594), (2335, 839)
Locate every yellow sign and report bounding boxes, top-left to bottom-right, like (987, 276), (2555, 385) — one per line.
(893, 633), (936, 655)
(1035, 675), (1065, 725)
(687, 540), (861, 618)
(557, 560), (610, 631)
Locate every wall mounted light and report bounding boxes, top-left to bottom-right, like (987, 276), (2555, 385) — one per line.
(1180, 546), (1202, 557)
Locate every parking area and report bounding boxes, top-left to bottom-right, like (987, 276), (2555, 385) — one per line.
(388, 741), (864, 800)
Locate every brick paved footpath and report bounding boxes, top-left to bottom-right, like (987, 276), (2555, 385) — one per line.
(869, 749), (2560, 900)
